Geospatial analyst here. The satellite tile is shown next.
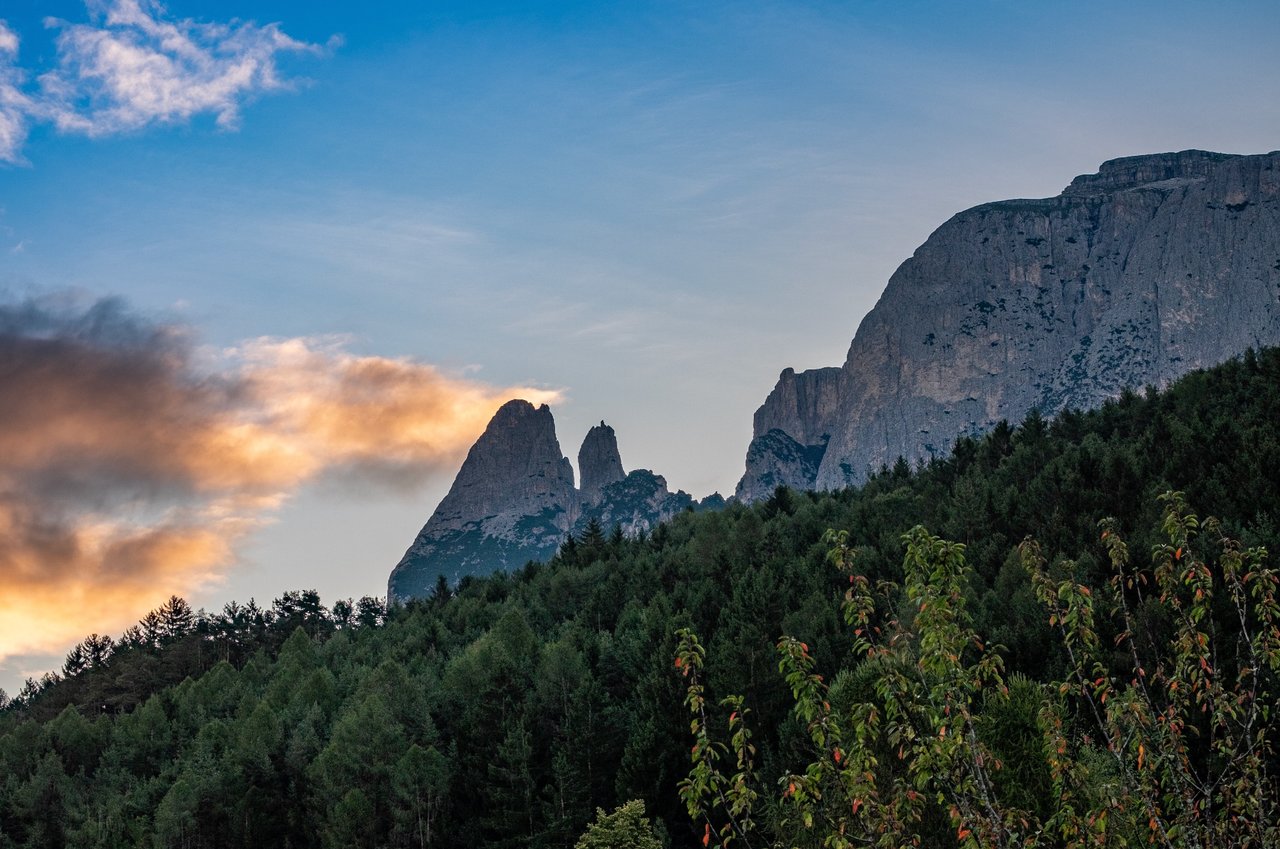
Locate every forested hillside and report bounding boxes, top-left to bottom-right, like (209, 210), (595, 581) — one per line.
(3, 349), (1280, 849)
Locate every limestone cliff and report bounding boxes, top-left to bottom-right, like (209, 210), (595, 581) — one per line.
(578, 422), (625, 504)
(738, 149), (1280, 500)
(735, 367), (840, 500)
(388, 400), (577, 600)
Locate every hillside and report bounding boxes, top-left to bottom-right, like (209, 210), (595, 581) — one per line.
(3, 349), (1280, 848)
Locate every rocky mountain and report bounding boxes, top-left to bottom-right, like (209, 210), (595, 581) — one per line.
(387, 400), (576, 600)
(578, 422), (625, 504)
(389, 402), (707, 601)
(737, 149), (1280, 501)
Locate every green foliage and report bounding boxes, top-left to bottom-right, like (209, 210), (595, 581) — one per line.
(770, 526), (1016, 847)
(574, 800), (663, 849)
(1022, 491), (1280, 846)
(392, 744), (450, 848)
(679, 493), (1280, 847)
(675, 628), (759, 847)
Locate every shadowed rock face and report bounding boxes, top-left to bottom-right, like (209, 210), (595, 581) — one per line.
(577, 470), (692, 538)
(735, 367), (840, 501)
(578, 421), (625, 505)
(737, 150), (1280, 501)
(735, 428), (829, 502)
(390, 404), (706, 601)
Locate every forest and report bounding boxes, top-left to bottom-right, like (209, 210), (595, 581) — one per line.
(3, 348), (1280, 848)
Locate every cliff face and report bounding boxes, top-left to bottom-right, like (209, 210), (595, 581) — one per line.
(578, 422), (625, 504)
(390, 404), (702, 600)
(388, 400), (577, 600)
(735, 367), (840, 500)
(738, 150), (1280, 500)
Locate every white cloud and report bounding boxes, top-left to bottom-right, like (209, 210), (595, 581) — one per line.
(0, 22), (34, 164)
(0, 2), (324, 163)
(41, 0), (321, 135)
(0, 22), (17, 54)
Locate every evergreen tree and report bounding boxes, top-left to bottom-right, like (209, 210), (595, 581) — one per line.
(157, 596), (194, 642)
(579, 518), (607, 558)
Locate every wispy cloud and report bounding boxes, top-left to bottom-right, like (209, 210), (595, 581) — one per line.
(0, 0), (326, 163)
(0, 294), (559, 662)
(0, 22), (34, 163)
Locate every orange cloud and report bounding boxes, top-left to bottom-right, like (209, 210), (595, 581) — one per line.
(0, 498), (237, 659)
(0, 296), (560, 667)
(226, 336), (561, 489)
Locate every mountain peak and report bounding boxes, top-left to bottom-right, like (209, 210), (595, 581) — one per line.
(388, 398), (576, 600)
(390, 404), (704, 600)
(578, 421), (625, 504)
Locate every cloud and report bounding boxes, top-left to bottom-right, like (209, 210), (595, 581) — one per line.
(0, 498), (239, 661)
(0, 294), (560, 662)
(0, 22), (34, 163)
(0, 1), (324, 163)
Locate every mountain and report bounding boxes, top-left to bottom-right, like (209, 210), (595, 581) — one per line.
(387, 400), (577, 600)
(389, 402), (705, 600)
(582, 469), (695, 538)
(737, 149), (1280, 501)
(578, 421), (625, 504)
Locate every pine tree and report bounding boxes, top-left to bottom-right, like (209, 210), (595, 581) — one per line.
(157, 596), (194, 642)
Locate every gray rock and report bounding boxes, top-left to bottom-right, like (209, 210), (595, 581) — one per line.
(752, 367), (843, 446)
(578, 421), (625, 505)
(735, 428), (829, 501)
(575, 469), (693, 538)
(388, 399), (577, 600)
(738, 149), (1280, 499)
(391, 402), (717, 600)
(735, 366), (841, 500)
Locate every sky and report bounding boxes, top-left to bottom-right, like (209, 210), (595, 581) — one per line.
(1, 0), (1278, 695)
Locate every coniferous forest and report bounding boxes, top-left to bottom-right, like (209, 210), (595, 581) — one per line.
(4, 349), (1280, 848)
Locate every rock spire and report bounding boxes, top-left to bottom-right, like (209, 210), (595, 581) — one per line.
(388, 399), (576, 600)
(390, 403), (705, 600)
(578, 421), (625, 504)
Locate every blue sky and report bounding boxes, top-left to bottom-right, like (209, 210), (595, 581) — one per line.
(1, 0), (1278, 693)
